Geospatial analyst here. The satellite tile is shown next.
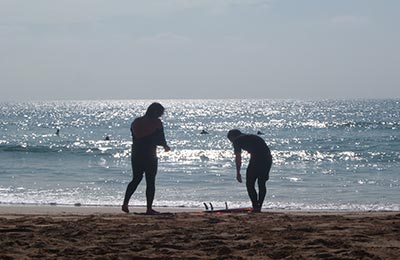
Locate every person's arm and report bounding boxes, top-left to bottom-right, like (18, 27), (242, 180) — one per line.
(162, 137), (171, 152)
(130, 122), (135, 142)
(155, 121), (170, 152)
(235, 152), (242, 183)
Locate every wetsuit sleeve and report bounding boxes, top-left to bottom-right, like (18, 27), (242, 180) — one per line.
(233, 141), (242, 154)
(154, 127), (168, 147)
(130, 122), (135, 141)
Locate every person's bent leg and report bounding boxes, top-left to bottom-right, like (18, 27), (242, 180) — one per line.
(246, 171), (258, 210)
(257, 176), (267, 210)
(256, 160), (272, 212)
(122, 162), (144, 213)
(145, 158), (158, 214)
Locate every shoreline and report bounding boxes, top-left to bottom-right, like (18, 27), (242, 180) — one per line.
(0, 204), (200, 216)
(0, 204), (399, 216)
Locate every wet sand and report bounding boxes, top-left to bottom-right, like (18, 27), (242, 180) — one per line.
(1, 206), (399, 259)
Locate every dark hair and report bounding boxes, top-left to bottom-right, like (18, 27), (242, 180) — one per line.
(227, 129), (242, 140)
(145, 102), (165, 119)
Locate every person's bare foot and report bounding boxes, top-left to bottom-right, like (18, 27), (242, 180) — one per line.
(146, 208), (160, 215)
(121, 205), (129, 213)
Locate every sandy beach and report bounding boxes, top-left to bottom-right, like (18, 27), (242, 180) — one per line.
(0, 206), (399, 259)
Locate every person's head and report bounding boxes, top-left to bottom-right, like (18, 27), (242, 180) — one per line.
(145, 102), (165, 119)
(227, 129), (242, 142)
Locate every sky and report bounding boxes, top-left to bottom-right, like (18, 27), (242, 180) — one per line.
(0, 0), (399, 101)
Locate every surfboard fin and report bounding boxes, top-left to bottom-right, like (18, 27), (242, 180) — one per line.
(225, 202), (228, 209)
(209, 203), (214, 211)
(203, 203), (209, 210)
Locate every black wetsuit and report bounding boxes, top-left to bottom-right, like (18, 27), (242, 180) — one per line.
(123, 128), (167, 209)
(233, 134), (272, 209)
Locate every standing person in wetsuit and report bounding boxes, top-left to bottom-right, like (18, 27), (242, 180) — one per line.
(227, 129), (272, 213)
(122, 102), (171, 215)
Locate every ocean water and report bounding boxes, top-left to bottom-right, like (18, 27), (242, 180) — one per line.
(0, 99), (399, 211)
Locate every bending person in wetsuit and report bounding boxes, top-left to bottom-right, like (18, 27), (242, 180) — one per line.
(122, 102), (171, 214)
(227, 129), (272, 213)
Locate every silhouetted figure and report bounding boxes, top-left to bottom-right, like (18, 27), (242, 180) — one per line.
(122, 102), (171, 215)
(104, 136), (110, 141)
(257, 131), (264, 135)
(227, 129), (272, 213)
(55, 129), (60, 136)
(200, 130), (209, 135)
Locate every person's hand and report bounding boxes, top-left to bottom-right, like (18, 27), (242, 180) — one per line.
(236, 173), (242, 183)
(164, 145), (171, 152)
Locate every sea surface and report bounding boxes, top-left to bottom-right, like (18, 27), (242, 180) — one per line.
(0, 99), (399, 211)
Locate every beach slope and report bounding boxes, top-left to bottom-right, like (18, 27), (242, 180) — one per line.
(1, 208), (399, 259)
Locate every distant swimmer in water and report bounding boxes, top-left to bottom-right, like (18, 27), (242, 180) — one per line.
(257, 131), (264, 135)
(227, 129), (272, 213)
(200, 130), (209, 135)
(104, 136), (110, 141)
(122, 102), (171, 215)
(55, 129), (60, 136)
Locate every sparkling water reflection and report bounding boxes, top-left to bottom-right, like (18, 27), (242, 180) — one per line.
(0, 99), (399, 210)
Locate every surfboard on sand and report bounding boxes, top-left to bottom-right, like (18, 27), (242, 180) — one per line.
(202, 202), (253, 214)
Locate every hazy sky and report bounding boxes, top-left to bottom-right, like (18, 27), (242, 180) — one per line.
(1, 0), (399, 101)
